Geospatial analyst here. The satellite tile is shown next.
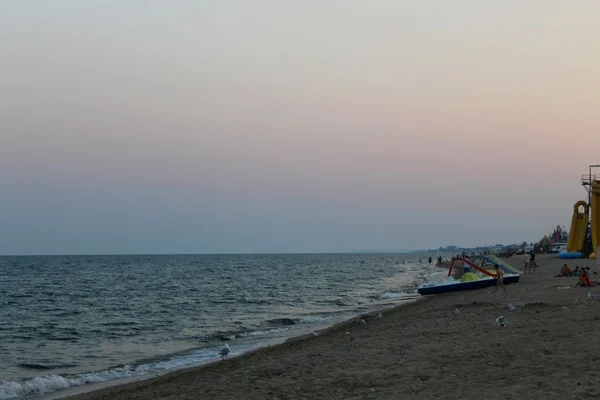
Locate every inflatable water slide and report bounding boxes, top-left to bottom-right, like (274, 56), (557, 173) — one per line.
(566, 201), (589, 253)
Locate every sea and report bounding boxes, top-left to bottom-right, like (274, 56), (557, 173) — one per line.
(0, 253), (447, 399)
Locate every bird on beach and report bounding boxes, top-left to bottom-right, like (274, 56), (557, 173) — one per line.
(375, 313), (382, 320)
(358, 319), (367, 325)
(508, 303), (520, 312)
(588, 292), (600, 300)
(219, 343), (230, 360)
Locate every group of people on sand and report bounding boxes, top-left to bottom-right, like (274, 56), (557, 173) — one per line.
(555, 264), (597, 287)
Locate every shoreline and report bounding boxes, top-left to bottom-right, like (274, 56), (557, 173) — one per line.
(62, 254), (600, 399)
(2, 254), (449, 400)
(52, 295), (431, 400)
(58, 295), (435, 400)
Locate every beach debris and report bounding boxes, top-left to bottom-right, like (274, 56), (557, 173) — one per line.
(495, 316), (507, 328)
(375, 312), (382, 320)
(454, 308), (460, 315)
(588, 292), (600, 300)
(345, 331), (351, 335)
(311, 332), (319, 337)
(219, 343), (230, 360)
(508, 303), (521, 312)
(358, 319), (367, 325)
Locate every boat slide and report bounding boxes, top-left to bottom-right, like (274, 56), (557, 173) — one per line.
(479, 255), (521, 275)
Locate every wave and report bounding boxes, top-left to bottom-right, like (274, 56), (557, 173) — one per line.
(237, 327), (289, 338)
(0, 316), (338, 399)
(1, 313), (346, 398)
(199, 323), (292, 342)
(379, 292), (408, 299)
(266, 315), (335, 326)
(17, 363), (77, 371)
(297, 315), (333, 323)
(0, 348), (222, 400)
(266, 318), (298, 326)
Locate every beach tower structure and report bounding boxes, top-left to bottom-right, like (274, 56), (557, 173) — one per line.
(581, 165), (600, 258)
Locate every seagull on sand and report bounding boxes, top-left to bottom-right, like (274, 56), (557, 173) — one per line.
(375, 313), (382, 320)
(219, 343), (230, 360)
(508, 303), (520, 312)
(358, 319), (367, 325)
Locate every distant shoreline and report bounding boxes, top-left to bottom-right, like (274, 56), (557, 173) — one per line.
(0, 251), (433, 257)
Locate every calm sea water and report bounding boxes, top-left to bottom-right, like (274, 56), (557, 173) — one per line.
(0, 253), (445, 399)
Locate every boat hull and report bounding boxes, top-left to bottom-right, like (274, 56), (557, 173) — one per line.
(417, 275), (520, 295)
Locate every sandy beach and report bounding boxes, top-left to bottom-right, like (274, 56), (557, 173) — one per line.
(66, 254), (600, 400)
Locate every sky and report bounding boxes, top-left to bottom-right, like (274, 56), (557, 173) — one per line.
(1, 1), (599, 255)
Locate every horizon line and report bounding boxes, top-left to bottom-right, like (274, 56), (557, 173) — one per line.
(0, 251), (420, 257)
(0, 247), (509, 257)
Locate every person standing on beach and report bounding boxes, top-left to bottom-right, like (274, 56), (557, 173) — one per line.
(492, 264), (507, 293)
(529, 252), (536, 273)
(522, 253), (530, 274)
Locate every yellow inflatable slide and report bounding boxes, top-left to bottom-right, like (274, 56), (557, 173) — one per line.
(567, 201), (589, 253)
(591, 181), (600, 258)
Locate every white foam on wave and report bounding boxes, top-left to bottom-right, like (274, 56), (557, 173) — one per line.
(0, 347), (221, 400)
(238, 327), (289, 338)
(0, 316), (342, 400)
(379, 292), (408, 299)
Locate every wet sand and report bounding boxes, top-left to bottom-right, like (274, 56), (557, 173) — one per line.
(67, 254), (600, 400)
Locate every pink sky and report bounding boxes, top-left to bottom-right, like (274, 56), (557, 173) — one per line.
(1, 1), (599, 254)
